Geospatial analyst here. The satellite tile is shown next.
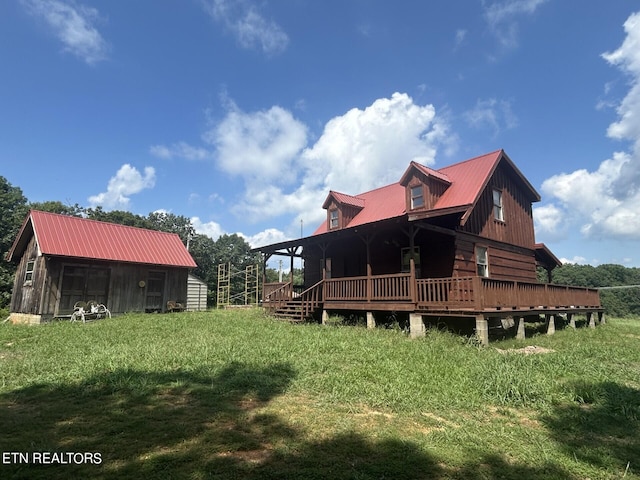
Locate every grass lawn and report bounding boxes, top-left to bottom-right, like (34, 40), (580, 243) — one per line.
(1, 309), (639, 479)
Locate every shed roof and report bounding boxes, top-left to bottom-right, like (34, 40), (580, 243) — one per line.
(7, 210), (197, 268)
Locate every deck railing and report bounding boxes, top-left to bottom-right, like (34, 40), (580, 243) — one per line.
(266, 274), (601, 314)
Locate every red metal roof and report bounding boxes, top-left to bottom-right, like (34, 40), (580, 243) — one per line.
(322, 191), (366, 209)
(312, 149), (540, 236)
(9, 210), (197, 268)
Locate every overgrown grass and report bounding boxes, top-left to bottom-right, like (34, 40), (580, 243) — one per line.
(1, 310), (639, 479)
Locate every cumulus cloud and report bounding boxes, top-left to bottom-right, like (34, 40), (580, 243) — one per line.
(211, 93), (453, 232)
(204, 105), (308, 185)
(463, 97), (518, 137)
(22, 0), (109, 64)
(482, 0), (548, 51)
(191, 216), (225, 240)
(88, 164), (156, 209)
(202, 0), (288, 55)
(539, 11), (640, 240)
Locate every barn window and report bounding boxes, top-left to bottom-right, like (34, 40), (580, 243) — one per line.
(476, 246), (489, 277)
(24, 259), (35, 285)
(410, 185), (424, 209)
(329, 209), (339, 229)
(493, 189), (504, 222)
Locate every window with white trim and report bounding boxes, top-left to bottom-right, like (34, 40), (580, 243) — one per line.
(476, 246), (489, 277)
(410, 185), (424, 209)
(493, 189), (504, 222)
(24, 259), (35, 285)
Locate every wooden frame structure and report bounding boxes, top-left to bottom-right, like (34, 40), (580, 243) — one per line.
(254, 150), (603, 344)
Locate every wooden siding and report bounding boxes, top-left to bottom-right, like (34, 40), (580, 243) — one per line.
(453, 236), (537, 282)
(461, 163), (535, 247)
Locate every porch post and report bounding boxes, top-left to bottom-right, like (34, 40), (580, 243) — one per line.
(568, 313), (576, 329)
(587, 311), (595, 328)
(516, 316), (526, 340)
(366, 311), (375, 329)
(546, 314), (555, 335)
(409, 313), (425, 338)
(475, 315), (489, 346)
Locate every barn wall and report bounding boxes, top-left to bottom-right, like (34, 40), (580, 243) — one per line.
(10, 236), (44, 315)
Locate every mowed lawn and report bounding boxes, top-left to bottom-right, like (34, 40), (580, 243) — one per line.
(1, 309), (639, 479)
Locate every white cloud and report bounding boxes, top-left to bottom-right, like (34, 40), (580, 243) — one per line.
(533, 203), (564, 239)
(210, 92), (453, 234)
(191, 216), (225, 240)
(88, 164), (156, 209)
(149, 142), (212, 161)
(202, 0), (289, 55)
(560, 256), (588, 265)
(482, 0), (547, 51)
(23, 0), (109, 64)
(539, 11), (640, 241)
(240, 228), (288, 248)
(454, 29), (467, 50)
(204, 105), (308, 185)
(463, 98), (518, 137)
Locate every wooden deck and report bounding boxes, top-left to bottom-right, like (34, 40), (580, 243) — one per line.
(263, 274), (602, 321)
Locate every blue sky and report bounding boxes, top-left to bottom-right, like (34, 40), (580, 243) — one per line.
(2, 1), (640, 267)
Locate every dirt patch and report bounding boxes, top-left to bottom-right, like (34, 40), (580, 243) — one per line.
(495, 345), (555, 355)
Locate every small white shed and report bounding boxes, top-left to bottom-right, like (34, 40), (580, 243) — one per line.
(187, 274), (208, 311)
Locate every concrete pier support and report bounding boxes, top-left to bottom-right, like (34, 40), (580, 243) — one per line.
(546, 314), (556, 335)
(588, 312), (596, 329)
(475, 315), (489, 346)
(366, 311), (376, 329)
(322, 310), (329, 325)
(516, 316), (526, 340)
(598, 312), (606, 325)
(568, 313), (576, 329)
(409, 313), (425, 339)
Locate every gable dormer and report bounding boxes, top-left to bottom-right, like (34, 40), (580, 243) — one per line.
(322, 191), (365, 230)
(399, 162), (451, 212)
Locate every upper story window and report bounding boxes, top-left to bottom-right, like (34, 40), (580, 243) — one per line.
(24, 259), (35, 285)
(492, 189), (504, 222)
(410, 185), (424, 209)
(329, 209), (339, 229)
(476, 246), (489, 277)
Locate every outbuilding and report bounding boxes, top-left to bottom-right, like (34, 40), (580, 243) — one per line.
(6, 210), (197, 323)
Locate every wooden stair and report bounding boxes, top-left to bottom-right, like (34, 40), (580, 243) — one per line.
(268, 280), (324, 322)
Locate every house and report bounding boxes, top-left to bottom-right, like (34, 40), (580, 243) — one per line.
(6, 210), (197, 324)
(254, 150), (603, 344)
(187, 273), (208, 311)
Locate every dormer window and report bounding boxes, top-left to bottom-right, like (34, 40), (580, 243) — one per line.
(329, 209), (339, 229)
(410, 185), (424, 209)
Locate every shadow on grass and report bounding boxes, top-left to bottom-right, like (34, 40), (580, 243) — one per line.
(541, 381), (640, 476)
(1, 359), (585, 479)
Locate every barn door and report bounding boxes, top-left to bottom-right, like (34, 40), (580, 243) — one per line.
(145, 271), (166, 312)
(58, 265), (110, 315)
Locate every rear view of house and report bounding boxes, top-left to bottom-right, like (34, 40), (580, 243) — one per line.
(255, 149), (603, 343)
(6, 210), (197, 323)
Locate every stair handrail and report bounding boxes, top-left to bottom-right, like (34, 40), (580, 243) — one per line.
(296, 280), (325, 320)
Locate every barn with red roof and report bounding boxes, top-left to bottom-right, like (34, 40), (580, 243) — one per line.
(254, 149), (602, 344)
(6, 210), (197, 323)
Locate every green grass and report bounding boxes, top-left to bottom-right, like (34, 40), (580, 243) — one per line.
(1, 310), (639, 479)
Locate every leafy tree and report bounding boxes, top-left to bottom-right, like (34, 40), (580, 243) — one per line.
(0, 177), (28, 310)
(84, 207), (153, 229)
(147, 211), (195, 246)
(28, 201), (83, 216)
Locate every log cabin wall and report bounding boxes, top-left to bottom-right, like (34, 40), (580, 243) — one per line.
(461, 163), (535, 248)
